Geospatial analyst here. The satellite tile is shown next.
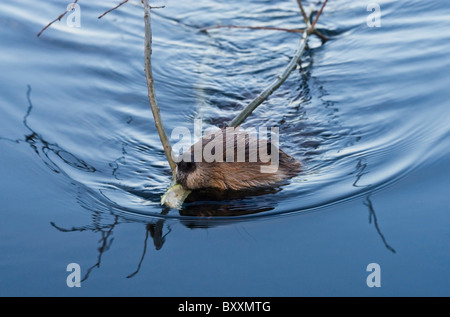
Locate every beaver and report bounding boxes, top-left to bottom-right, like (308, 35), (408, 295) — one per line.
(175, 127), (300, 191)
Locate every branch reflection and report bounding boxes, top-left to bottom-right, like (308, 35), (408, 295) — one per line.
(2, 84), (397, 284)
(364, 195), (396, 253)
(127, 219), (172, 279)
(0, 85), (96, 175)
(51, 215), (119, 282)
(352, 158), (395, 253)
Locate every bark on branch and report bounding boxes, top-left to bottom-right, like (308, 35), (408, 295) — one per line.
(143, 0), (176, 175)
(37, 0), (79, 37)
(228, 0), (328, 127)
(99, 0), (164, 19)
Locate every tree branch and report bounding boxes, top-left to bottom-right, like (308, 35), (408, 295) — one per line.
(229, 32), (309, 127)
(98, 0), (129, 19)
(162, 0), (329, 209)
(228, 12), (312, 127)
(37, 0), (79, 37)
(143, 0), (176, 175)
(308, 0), (328, 33)
(228, 0), (328, 127)
(99, 1), (165, 19)
(296, 0), (309, 23)
(296, 0), (329, 42)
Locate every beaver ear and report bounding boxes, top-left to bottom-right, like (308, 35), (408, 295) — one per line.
(177, 161), (197, 173)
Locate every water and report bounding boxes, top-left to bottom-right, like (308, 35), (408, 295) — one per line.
(0, 0), (449, 296)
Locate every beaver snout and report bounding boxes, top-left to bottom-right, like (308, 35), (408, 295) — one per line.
(175, 128), (301, 191)
(176, 161), (197, 189)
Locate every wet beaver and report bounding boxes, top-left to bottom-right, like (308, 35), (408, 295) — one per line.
(175, 127), (300, 191)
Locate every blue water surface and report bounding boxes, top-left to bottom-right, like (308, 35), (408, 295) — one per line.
(0, 0), (449, 296)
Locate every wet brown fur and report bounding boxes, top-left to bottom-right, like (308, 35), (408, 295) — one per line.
(176, 128), (301, 191)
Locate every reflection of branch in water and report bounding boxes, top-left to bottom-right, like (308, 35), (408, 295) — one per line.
(13, 85), (177, 280)
(0, 85), (96, 174)
(127, 220), (172, 279)
(352, 158), (371, 188)
(51, 210), (173, 281)
(109, 144), (128, 180)
(80, 215), (118, 283)
(50, 221), (115, 233)
(51, 214), (120, 282)
(364, 195), (396, 254)
(23, 86), (96, 173)
(126, 226), (150, 279)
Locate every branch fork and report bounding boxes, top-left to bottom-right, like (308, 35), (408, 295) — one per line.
(163, 1), (329, 208)
(37, 1), (329, 210)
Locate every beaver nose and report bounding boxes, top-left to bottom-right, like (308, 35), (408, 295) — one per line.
(177, 161), (197, 173)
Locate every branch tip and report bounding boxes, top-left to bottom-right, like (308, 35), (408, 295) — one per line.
(37, 0), (79, 37)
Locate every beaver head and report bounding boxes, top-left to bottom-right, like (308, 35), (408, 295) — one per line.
(175, 128), (300, 191)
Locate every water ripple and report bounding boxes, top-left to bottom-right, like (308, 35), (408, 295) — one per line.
(1, 0), (450, 223)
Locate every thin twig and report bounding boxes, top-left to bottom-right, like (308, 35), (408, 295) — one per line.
(229, 30), (309, 127)
(364, 196), (396, 253)
(98, 0), (129, 19)
(143, 0), (176, 175)
(37, 0), (79, 37)
(312, 28), (329, 42)
(202, 24), (304, 34)
(228, 1), (328, 127)
(308, 0), (328, 34)
(126, 225), (150, 279)
(296, 0), (329, 42)
(296, 0), (309, 23)
(99, 1), (165, 19)
(228, 11), (313, 127)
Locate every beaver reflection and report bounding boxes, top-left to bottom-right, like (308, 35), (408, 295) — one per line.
(179, 185), (283, 218)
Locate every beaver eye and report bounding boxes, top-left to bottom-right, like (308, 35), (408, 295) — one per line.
(266, 140), (272, 155)
(178, 161), (197, 173)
